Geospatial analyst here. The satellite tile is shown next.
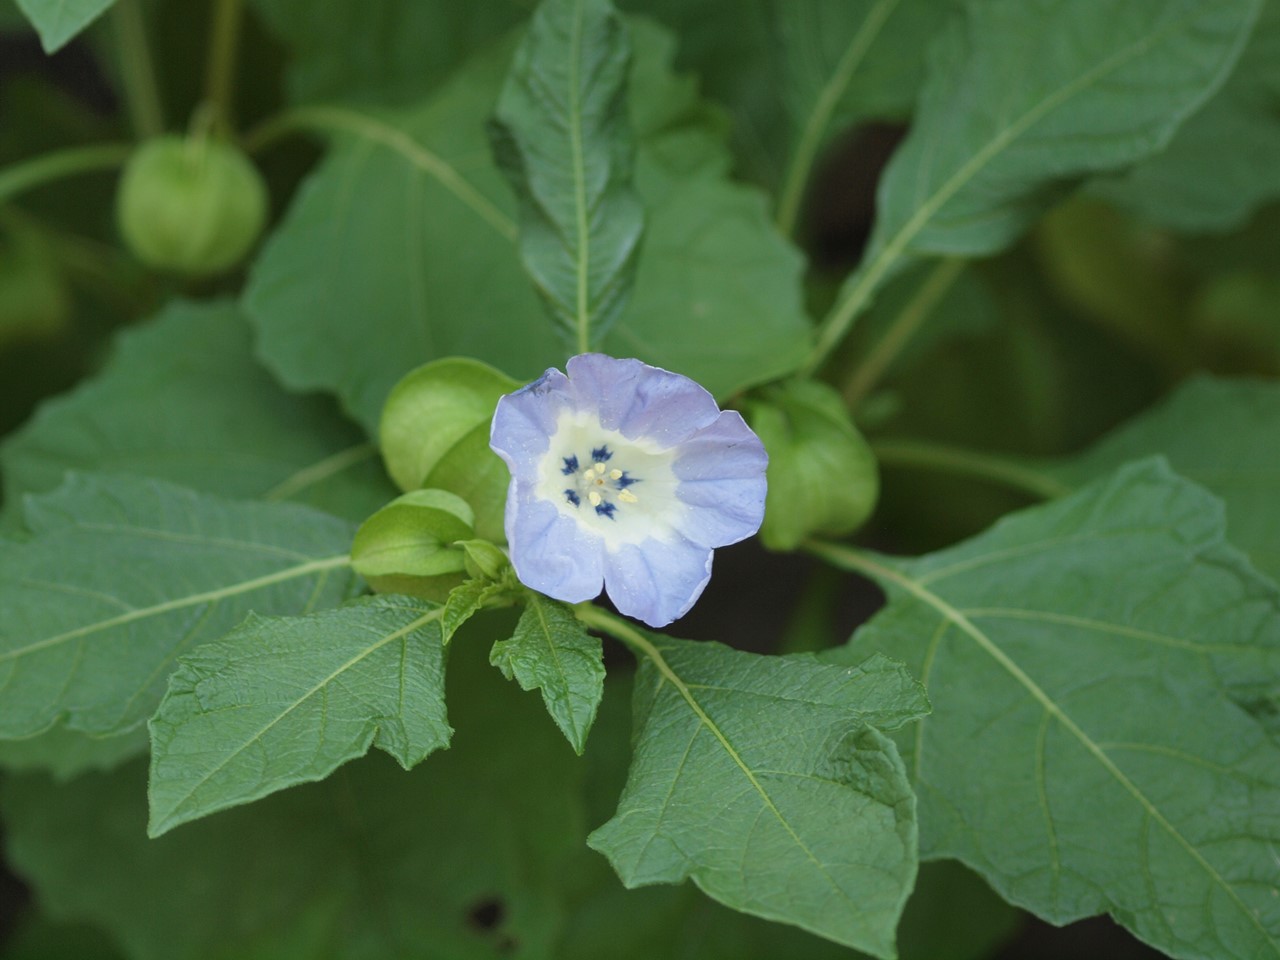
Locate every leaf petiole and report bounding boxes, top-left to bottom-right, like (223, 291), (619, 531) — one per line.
(0, 144), (133, 206)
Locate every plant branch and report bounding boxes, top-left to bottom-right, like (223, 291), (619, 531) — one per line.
(243, 106), (517, 240)
(113, 0), (164, 139)
(871, 438), (1073, 500)
(204, 0), (246, 136)
(574, 603), (653, 658)
(0, 144), (133, 206)
(775, 0), (899, 238)
(842, 256), (965, 410)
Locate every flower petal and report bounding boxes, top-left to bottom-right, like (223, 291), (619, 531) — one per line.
(565, 354), (722, 447)
(603, 534), (714, 628)
(674, 411), (768, 547)
(507, 493), (604, 603)
(490, 367), (578, 472)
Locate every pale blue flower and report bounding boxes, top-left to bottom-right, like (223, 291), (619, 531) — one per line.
(490, 354), (767, 627)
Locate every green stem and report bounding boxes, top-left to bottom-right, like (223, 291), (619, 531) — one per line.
(802, 245), (890, 376)
(842, 256), (965, 410)
(804, 538), (889, 581)
(575, 604), (673, 668)
(243, 106), (517, 240)
(774, 0), (899, 238)
(0, 144), (133, 206)
(204, 0), (246, 136)
(262, 443), (378, 502)
(113, 0), (164, 139)
(872, 438), (1073, 500)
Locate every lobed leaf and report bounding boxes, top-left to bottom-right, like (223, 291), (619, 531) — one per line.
(3, 633), (585, 960)
(0, 474), (358, 739)
(244, 21), (810, 431)
(773, 0), (956, 231)
(0, 725), (147, 781)
(819, 460), (1280, 960)
(247, 0), (527, 105)
(589, 620), (928, 957)
(0, 299), (394, 526)
(148, 595), (451, 836)
(13, 0), (113, 52)
(1091, 0), (1280, 232)
(1047, 376), (1280, 583)
(490, 594), (604, 754)
(816, 0), (1262, 359)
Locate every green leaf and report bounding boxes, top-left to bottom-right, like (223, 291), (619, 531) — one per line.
(14, 0), (113, 52)
(441, 577), (512, 644)
(1046, 376), (1280, 582)
(815, 0), (1261, 360)
(0, 474), (358, 739)
(624, 0), (947, 194)
(490, 594), (604, 754)
(1, 299), (394, 525)
(816, 460), (1280, 960)
(0, 725), (147, 780)
(148, 595), (451, 836)
(2, 630), (586, 960)
(1090, 0), (1280, 232)
(587, 617), (928, 957)
(490, 0), (644, 351)
(245, 20), (810, 431)
(773, 0), (956, 232)
(612, 144), (809, 388)
(247, 0), (527, 105)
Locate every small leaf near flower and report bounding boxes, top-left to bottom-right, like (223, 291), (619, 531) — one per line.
(489, 354), (767, 627)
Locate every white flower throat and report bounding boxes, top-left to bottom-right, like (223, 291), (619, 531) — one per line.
(537, 412), (682, 545)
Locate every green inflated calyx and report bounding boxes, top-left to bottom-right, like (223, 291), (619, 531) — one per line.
(115, 135), (267, 277)
(745, 379), (879, 551)
(379, 358), (519, 543)
(457, 539), (511, 582)
(351, 489), (476, 601)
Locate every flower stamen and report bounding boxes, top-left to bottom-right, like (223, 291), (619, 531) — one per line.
(557, 445), (646, 520)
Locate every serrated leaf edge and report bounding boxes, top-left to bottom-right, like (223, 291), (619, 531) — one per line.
(814, 541), (1278, 951)
(147, 603), (445, 837)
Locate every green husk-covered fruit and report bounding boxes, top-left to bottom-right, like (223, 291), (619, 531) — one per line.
(116, 135), (267, 276)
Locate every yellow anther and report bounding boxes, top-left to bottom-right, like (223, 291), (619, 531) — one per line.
(618, 489), (638, 504)
(593, 462), (607, 475)
(609, 469), (623, 480)
(588, 491), (603, 507)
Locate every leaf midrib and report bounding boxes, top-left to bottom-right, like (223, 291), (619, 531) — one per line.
(284, 105), (517, 240)
(776, 0), (900, 235)
(526, 597), (580, 742)
(152, 604), (443, 833)
(567, 0), (592, 353)
(810, 7), (1212, 371)
(595, 614), (860, 911)
(844, 548), (1279, 952)
(0, 554), (351, 663)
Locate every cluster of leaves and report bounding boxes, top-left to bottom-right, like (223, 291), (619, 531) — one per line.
(0, 0), (1278, 959)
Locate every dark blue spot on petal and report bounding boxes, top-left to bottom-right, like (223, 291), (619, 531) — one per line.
(614, 472), (639, 488)
(564, 490), (581, 508)
(562, 455), (579, 476)
(595, 501), (617, 519)
(591, 446), (612, 462)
